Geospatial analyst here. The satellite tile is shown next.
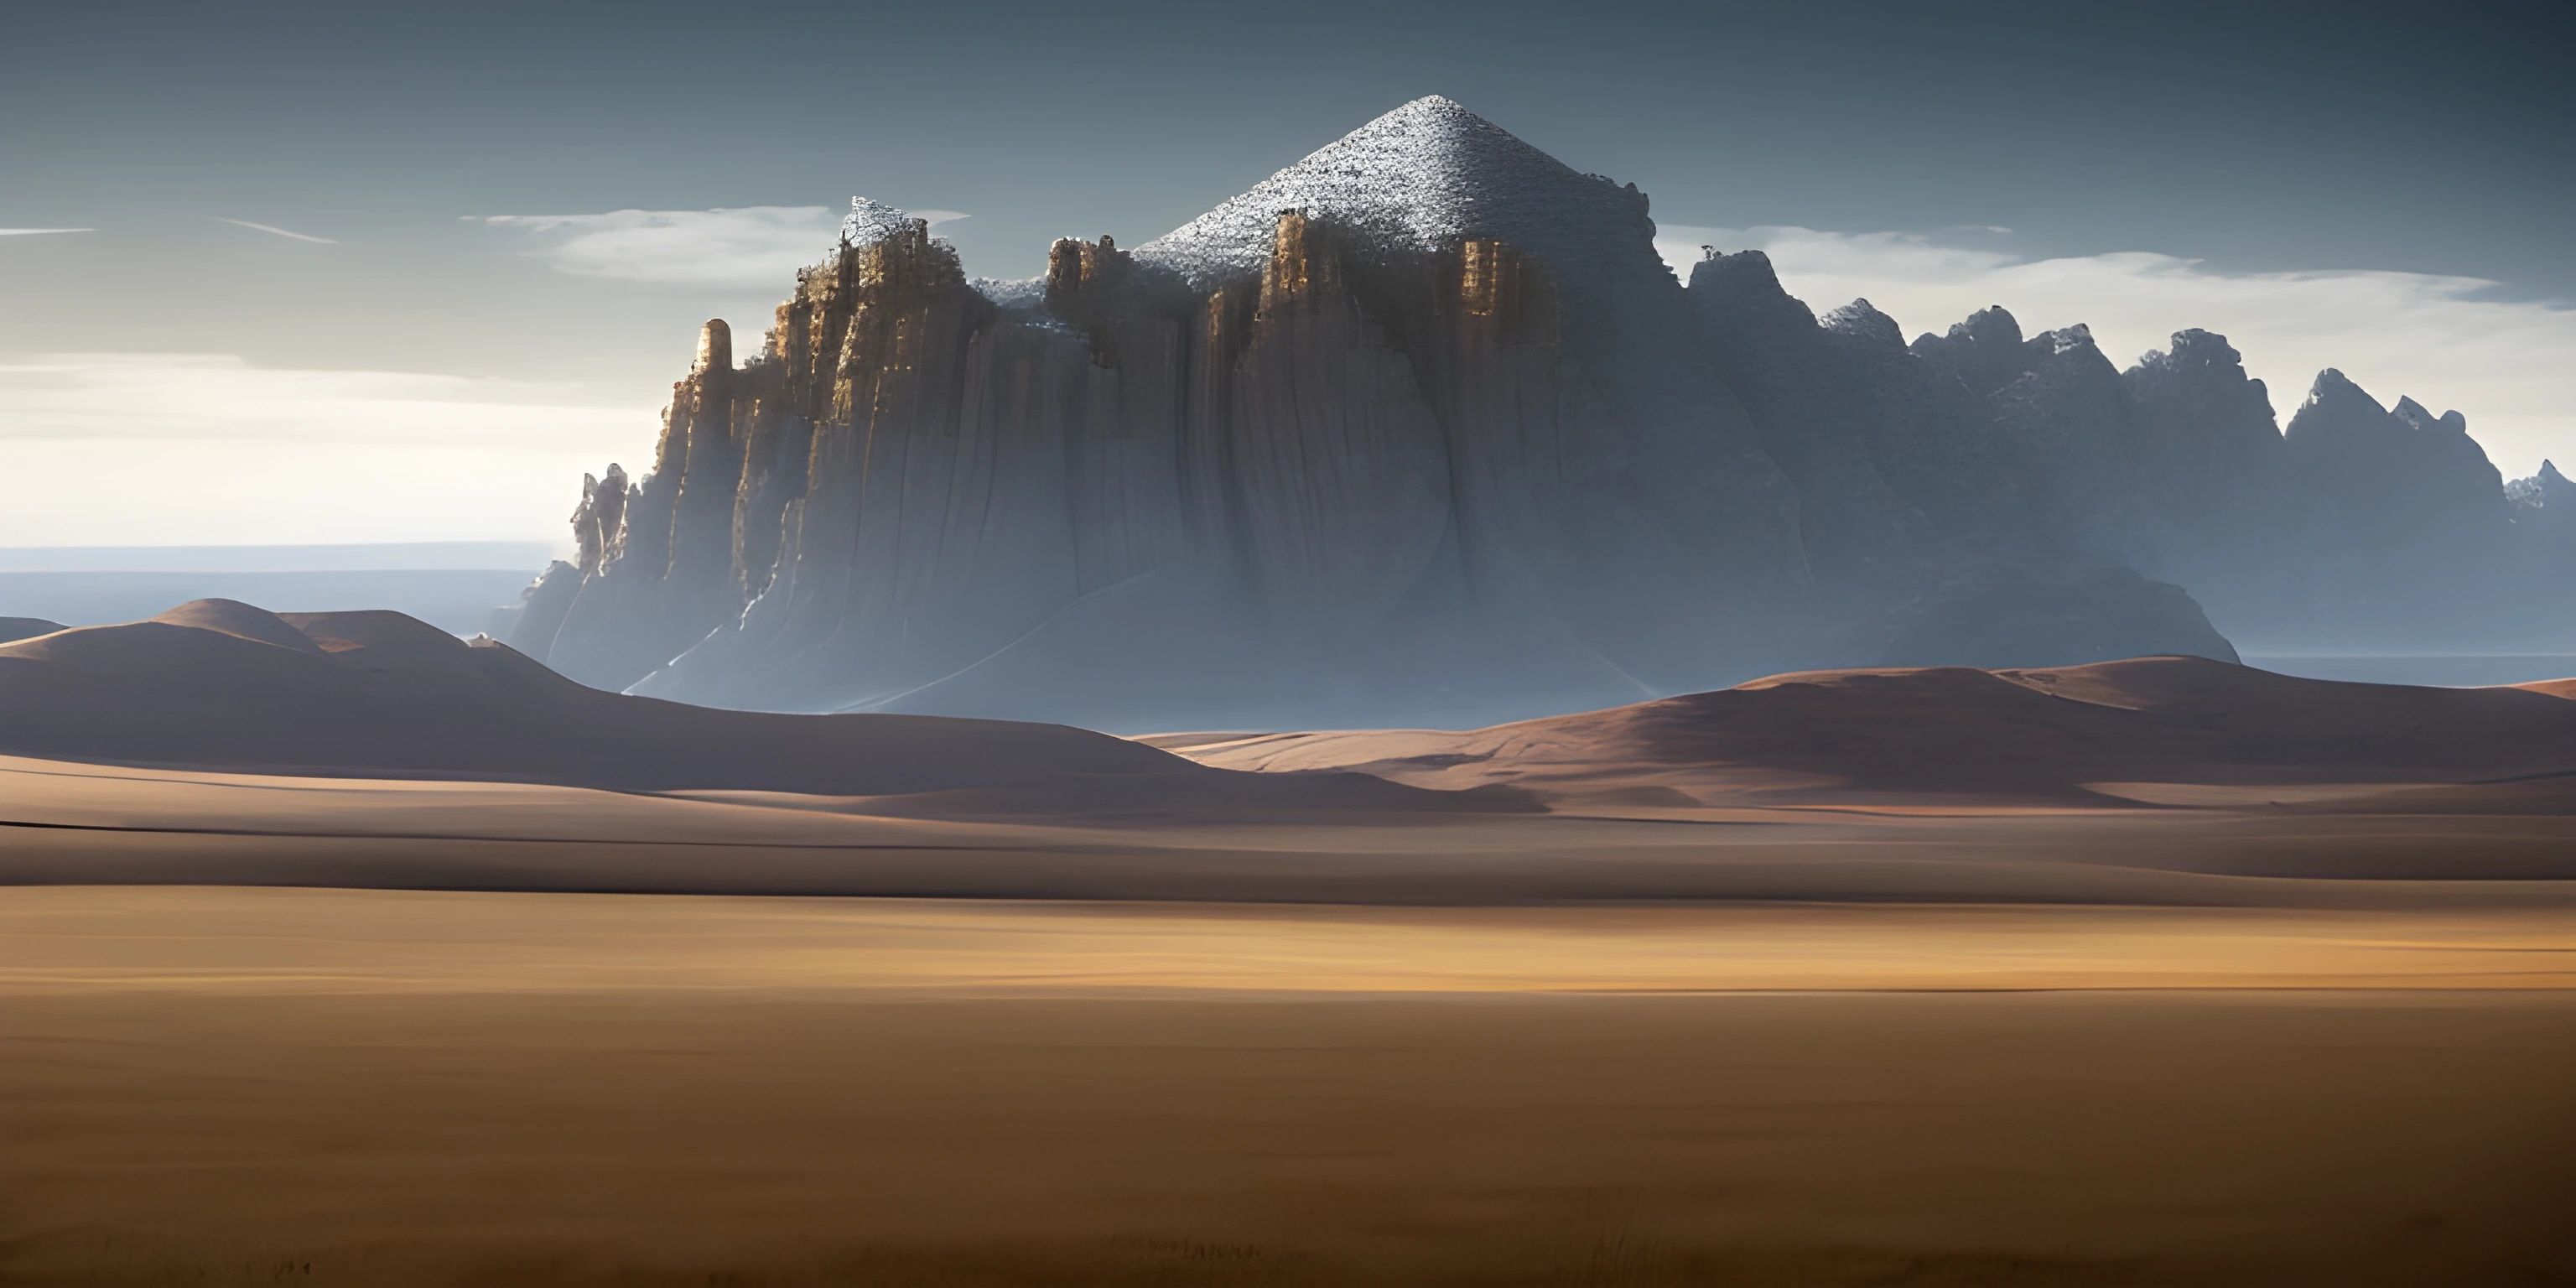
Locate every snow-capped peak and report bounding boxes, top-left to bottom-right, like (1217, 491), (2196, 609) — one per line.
(839, 196), (917, 248)
(1135, 94), (1651, 287)
(2044, 324), (2096, 356)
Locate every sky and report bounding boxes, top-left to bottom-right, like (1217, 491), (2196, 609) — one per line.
(3, 0), (2571, 548)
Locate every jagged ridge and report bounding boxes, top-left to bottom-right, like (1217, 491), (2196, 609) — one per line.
(499, 96), (2576, 727)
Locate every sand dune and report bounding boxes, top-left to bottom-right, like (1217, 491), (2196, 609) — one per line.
(0, 615), (63, 645)
(1159, 656), (2576, 806)
(15, 603), (2573, 818)
(5, 604), (2574, 906)
(6, 610), (2574, 1285)
(2520, 675), (2576, 700)
(0, 600), (1505, 815)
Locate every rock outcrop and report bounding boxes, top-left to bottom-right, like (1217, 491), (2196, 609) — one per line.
(505, 94), (2560, 726)
(516, 98), (1820, 728)
(2510, 460), (2576, 531)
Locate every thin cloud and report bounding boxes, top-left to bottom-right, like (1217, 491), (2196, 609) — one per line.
(0, 352), (645, 444)
(0, 227), (95, 236)
(475, 205), (969, 286)
(216, 217), (338, 244)
(0, 352), (653, 545)
(1658, 224), (2576, 478)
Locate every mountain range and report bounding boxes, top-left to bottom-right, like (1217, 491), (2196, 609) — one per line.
(496, 96), (2574, 729)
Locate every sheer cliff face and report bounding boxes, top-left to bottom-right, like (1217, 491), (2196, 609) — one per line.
(509, 95), (2564, 724)
(527, 101), (1816, 725)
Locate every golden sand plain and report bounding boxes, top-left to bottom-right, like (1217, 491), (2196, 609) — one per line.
(3, 884), (2573, 1287)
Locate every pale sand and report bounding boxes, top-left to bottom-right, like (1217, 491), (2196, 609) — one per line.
(3, 887), (2573, 1285)
(5, 887), (2574, 995)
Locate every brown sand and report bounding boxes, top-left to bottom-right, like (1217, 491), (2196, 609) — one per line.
(1151, 656), (2576, 808)
(0, 604), (1507, 815)
(7, 622), (2576, 1285)
(3, 887), (2573, 1287)
(12, 755), (2576, 909)
(12, 609), (2574, 817)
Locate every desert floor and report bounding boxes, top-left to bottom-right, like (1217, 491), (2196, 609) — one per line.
(3, 886), (2572, 1287)
(5, 756), (2575, 1285)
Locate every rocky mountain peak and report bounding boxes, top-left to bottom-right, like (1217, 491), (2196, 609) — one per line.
(2155, 328), (2243, 369)
(2510, 459), (2575, 516)
(1907, 304), (2023, 359)
(1911, 305), (2031, 396)
(1689, 248), (1786, 299)
(2287, 368), (2508, 545)
(2033, 324), (2098, 359)
(2121, 327), (2283, 527)
(2288, 371), (2403, 458)
(1820, 298), (1903, 348)
(1135, 94), (1653, 286)
(1951, 306), (2023, 349)
(2300, 368), (2387, 418)
(2125, 331), (2272, 419)
(838, 196), (920, 248)
(2127, 330), (2262, 396)
(2392, 396), (2470, 437)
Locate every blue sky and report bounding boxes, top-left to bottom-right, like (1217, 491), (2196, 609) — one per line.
(3, 0), (2570, 545)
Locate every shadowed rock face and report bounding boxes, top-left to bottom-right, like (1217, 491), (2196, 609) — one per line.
(504, 95), (2564, 727)
(2266, 371), (2533, 632)
(2286, 373), (2509, 543)
(1911, 305), (2033, 398)
(1685, 252), (1930, 608)
(2122, 330), (2283, 526)
(1850, 564), (2241, 672)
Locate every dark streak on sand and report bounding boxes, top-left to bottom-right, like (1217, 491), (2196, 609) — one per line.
(0, 817), (997, 852)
